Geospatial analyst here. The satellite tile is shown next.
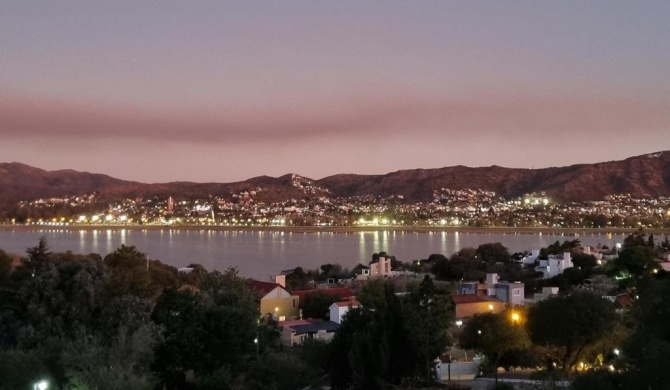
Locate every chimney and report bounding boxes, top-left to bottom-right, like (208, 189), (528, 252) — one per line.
(274, 274), (286, 288)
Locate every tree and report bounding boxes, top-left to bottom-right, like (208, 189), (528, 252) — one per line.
(614, 245), (657, 278)
(527, 292), (617, 372)
(571, 253), (598, 269)
(104, 245), (157, 299)
(476, 243), (511, 264)
(302, 291), (336, 320)
(330, 279), (419, 389)
(459, 310), (530, 384)
(61, 324), (159, 390)
(619, 278), (670, 389)
(197, 269), (259, 372)
(152, 288), (204, 389)
(16, 259), (109, 349)
(402, 276), (455, 384)
(25, 236), (52, 271)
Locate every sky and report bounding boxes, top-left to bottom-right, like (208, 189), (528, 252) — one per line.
(1, 1), (669, 183)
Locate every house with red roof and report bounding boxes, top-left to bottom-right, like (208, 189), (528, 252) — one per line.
(247, 279), (299, 321)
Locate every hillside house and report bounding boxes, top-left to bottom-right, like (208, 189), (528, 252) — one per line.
(536, 252), (573, 279)
(247, 279), (299, 321)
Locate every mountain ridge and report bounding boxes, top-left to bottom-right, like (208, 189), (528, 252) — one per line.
(1, 151), (670, 203)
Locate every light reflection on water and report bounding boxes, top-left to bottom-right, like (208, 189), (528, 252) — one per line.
(0, 229), (625, 280)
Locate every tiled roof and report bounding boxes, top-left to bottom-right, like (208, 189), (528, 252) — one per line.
(292, 287), (354, 303)
(247, 279), (283, 295)
(333, 300), (360, 307)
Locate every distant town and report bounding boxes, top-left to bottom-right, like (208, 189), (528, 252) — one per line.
(4, 175), (670, 229)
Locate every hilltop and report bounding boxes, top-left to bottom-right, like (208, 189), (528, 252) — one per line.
(1, 151), (670, 203)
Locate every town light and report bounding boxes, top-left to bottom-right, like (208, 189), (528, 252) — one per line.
(488, 304), (494, 311)
(614, 348), (620, 356)
(455, 320), (463, 328)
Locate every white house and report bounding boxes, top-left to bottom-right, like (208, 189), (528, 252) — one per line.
(329, 298), (361, 324)
(536, 252), (573, 279)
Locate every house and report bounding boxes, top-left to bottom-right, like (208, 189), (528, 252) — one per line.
(353, 264), (371, 279)
(329, 297), (361, 324)
(369, 255), (392, 277)
(247, 279), (299, 321)
(459, 273), (525, 306)
(279, 319), (340, 347)
(494, 281), (525, 306)
(530, 287), (559, 303)
(452, 294), (505, 319)
(536, 252), (573, 279)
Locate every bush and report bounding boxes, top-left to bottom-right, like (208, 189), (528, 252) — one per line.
(571, 369), (622, 390)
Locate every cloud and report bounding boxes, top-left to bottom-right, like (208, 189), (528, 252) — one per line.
(1, 89), (668, 147)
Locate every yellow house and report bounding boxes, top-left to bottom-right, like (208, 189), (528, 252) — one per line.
(248, 279), (300, 321)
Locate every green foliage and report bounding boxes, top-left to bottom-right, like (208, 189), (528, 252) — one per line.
(0, 349), (53, 390)
(194, 366), (232, 390)
(299, 339), (331, 374)
(620, 278), (670, 389)
(613, 245), (657, 278)
(571, 253), (598, 269)
(332, 278), (453, 389)
(153, 270), (259, 387)
(104, 245), (157, 299)
(302, 291), (336, 319)
(431, 247), (485, 281)
(152, 288), (204, 388)
(541, 240), (581, 258)
(476, 243), (511, 264)
(245, 353), (317, 390)
(527, 291), (617, 372)
(26, 236), (53, 269)
(459, 310), (530, 378)
(570, 369), (623, 390)
(61, 325), (159, 390)
(16, 259), (109, 349)
(403, 275), (455, 383)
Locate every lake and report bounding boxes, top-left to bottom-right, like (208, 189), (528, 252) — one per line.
(0, 229), (625, 279)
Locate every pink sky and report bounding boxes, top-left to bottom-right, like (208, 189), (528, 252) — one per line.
(1, 1), (669, 183)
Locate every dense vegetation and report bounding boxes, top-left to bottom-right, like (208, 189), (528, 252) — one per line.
(2, 230), (670, 389)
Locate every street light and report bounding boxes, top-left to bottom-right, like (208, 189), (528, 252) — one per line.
(254, 336), (259, 360)
(511, 312), (520, 324)
(34, 380), (48, 390)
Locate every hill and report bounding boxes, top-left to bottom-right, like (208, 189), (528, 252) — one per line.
(1, 152), (670, 203)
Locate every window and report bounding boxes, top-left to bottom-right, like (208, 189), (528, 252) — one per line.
(513, 289), (521, 296)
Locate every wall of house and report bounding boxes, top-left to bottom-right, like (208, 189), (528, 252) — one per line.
(455, 301), (505, 318)
(495, 284), (525, 305)
(260, 296), (299, 320)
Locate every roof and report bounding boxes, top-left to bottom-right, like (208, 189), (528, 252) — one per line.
(289, 321), (340, 335)
(332, 300), (361, 308)
(292, 287), (354, 303)
(247, 279), (284, 296)
(452, 294), (501, 305)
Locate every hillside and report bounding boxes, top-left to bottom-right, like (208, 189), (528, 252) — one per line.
(1, 152), (670, 203)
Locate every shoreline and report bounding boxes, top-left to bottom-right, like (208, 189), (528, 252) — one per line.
(1, 224), (668, 235)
